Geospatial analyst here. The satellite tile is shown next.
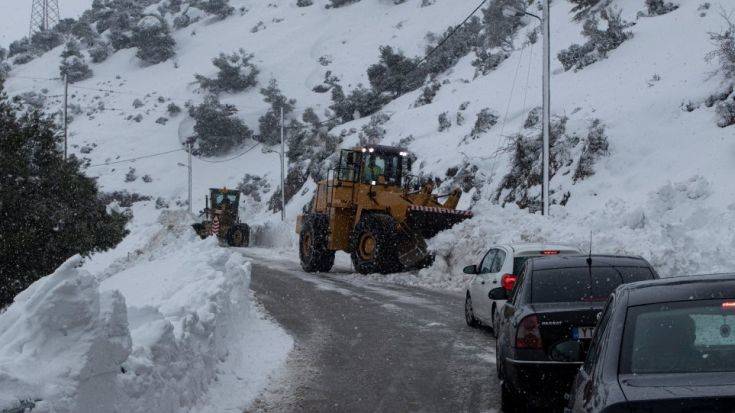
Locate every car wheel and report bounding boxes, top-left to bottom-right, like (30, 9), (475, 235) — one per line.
(501, 381), (522, 413)
(465, 294), (479, 328)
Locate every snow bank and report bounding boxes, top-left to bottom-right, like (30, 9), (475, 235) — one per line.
(0, 255), (130, 412)
(0, 211), (292, 413)
(420, 175), (735, 291)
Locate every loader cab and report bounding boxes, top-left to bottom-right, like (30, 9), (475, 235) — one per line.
(337, 146), (411, 186)
(209, 188), (240, 212)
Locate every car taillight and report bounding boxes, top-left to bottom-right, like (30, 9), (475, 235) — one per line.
(723, 302), (735, 310)
(501, 274), (517, 291)
(516, 315), (543, 349)
(541, 250), (560, 255)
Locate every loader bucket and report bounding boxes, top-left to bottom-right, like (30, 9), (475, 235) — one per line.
(406, 205), (473, 239)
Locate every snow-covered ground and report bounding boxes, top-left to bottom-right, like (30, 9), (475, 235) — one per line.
(2, 0), (735, 406)
(0, 208), (292, 412)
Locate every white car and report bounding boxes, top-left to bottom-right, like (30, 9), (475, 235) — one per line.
(463, 243), (583, 335)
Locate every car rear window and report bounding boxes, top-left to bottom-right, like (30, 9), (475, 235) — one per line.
(620, 299), (735, 374)
(531, 266), (654, 303)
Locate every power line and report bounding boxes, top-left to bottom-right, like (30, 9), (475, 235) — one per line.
(87, 148), (185, 168)
(413, 0), (490, 70)
(196, 141), (263, 164)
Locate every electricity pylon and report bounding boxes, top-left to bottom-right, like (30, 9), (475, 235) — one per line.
(29, 0), (60, 37)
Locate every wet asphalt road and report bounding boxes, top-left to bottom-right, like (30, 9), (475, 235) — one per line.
(245, 254), (501, 413)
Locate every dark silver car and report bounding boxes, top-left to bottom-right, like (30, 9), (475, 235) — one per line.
(567, 274), (735, 413)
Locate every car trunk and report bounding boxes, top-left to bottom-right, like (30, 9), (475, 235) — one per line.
(530, 302), (605, 361)
(619, 373), (735, 412)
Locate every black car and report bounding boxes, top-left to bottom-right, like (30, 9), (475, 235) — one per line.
(492, 255), (658, 412)
(566, 273), (735, 413)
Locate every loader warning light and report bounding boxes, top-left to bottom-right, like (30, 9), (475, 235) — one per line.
(371, 181), (377, 186)
(361, 148), (367, 153)
(541, 250), (560, 255)
(368, 147), (375, 153)
(399, 151), (408, 157)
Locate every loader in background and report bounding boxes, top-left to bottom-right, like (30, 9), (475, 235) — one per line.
(296, 145), (473, 274)
(193, 188), (250, 247)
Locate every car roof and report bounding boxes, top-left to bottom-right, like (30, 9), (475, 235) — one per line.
(528, 254), (651, 271)
(619, 273), (735, 306)
(509, 243), (582, 254)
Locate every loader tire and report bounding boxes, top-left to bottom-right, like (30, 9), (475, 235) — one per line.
(300, 214), (335, 273)
(350, 214), (403, 275)
(192, 223), (208, 240)
(226, 224), (250, 247)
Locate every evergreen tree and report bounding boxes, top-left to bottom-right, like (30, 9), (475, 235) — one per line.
(367, 46), (424, 97)
(195, 0), (234, 19)
(195, 49), (259, 93)
(59, 40), (93, 83)
(257, 79), (297, 146)
(189, 95), (253, 156)
(0, 81), (129, 307)
(132, 15), (176, 65)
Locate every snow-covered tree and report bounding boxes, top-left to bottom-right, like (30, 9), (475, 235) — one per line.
(89, 41), (112, 63)
(329, 84), (389, 122)
(30, 30), (63, 53)
(132, 15), (176, 65)
(645, 0), (678, 16)
(257, 79), (297, 146)
(367, 46), (424, 97)
(707, 14), (735, 80)
(189, 95), (253, 156)
(59, 40), (93, 83)
(194, 0), (234, 19)
(558, 8), (633, 71)
(195, 49), (259, 93)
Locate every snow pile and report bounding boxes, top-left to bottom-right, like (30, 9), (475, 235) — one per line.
(0, 211), (292, 413)
(0, 255), (130, 412)
(421, 175), (735, 291)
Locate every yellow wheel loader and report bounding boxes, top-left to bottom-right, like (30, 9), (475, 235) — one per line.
(193, 188), (250, 247)
(296, 145), (473, 274)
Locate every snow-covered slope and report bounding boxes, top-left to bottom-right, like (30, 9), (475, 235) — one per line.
(3, 0), (735, 285)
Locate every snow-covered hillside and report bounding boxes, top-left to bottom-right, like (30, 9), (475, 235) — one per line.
(2, 0), (735, 283)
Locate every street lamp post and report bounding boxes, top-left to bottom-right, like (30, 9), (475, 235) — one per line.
(503, 1), (550, 216)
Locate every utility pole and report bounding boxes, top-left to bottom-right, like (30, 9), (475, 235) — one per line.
(188, 141), (193, 215)
(541, 0), (551, 217)
(63, 74), (68, 159)
(502, 2), (550, 216)
(280, 107), (286, 222)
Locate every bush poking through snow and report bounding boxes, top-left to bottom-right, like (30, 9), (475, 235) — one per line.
(196, 49), (259, 94)
(438, 112), (451, 132)
(238, 174), (271, 202)
(188, 95), (253, 156)
(59, 39), (92, 83)
(327, 0), (360, 8)
(558, 7), (633, 72)
(194, 0), (235, 19)
(167, 102), (182, 116)
(568, 0), (608, 21)
(471, 108), (498, 137)
(645, 0), (678, 16)
(89, 41), (112, 63)
(707, 14), (735, 81)
(132, 15), (176, 65)
(716, 100), (735, 128)
(414, 81), (441, 107)
(573, 119), (610, 181)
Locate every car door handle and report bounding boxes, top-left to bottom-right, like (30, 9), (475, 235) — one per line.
(481, 280), (485, 285)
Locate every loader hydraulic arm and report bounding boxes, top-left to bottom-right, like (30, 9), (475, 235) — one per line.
(442, 188), (462, 210)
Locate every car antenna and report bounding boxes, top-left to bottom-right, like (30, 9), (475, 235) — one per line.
(586, 230), (593, 266)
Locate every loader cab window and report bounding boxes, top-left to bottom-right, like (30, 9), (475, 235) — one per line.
(338, 150), (361, 182)
(213, 192), (238, 209)
(362, 153), (403, 186)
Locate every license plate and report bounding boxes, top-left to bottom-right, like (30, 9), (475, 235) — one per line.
(572, 326), (595, 339)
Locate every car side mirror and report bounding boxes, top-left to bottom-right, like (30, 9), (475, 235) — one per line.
(463, 265), (478, 275)
(489, 287), (508, 300)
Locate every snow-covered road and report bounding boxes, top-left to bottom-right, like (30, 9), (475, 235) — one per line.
(244, 252), (501, 413)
